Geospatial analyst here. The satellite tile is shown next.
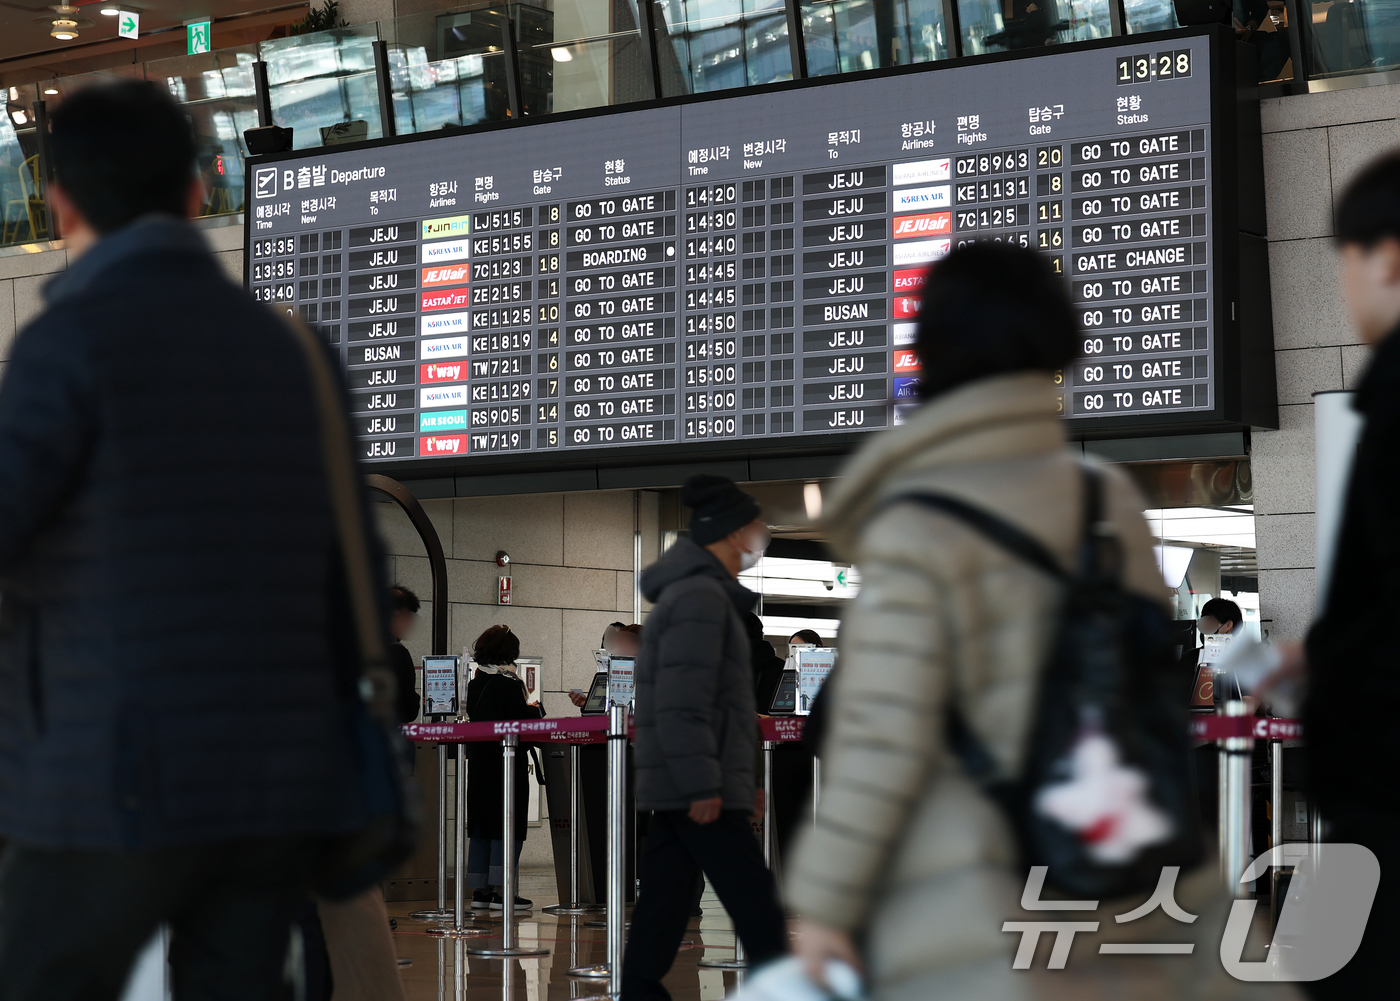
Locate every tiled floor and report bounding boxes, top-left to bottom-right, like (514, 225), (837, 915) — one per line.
(389, 870), (748, 1000)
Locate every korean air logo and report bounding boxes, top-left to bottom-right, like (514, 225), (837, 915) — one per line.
(254, 166), (277, 199)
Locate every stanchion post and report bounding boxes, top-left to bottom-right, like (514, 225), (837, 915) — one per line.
(1220, 699), (1253, 898)
(572, 703), (629, 991)
(544, 742), (596, 916)
(763, 740), (775, 869)
(1270, 739), (1283, 928)
(812, 757), (821, 821)
(429, 744), (490, 939)
(466, 733), (549, 957)
(411, 742), (455, 921)
(607, 703), (627, 994)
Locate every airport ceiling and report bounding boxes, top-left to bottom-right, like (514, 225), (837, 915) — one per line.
(0, 0), (302, 73)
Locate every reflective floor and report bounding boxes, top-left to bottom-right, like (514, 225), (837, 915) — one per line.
(390, 870), (748, 1000)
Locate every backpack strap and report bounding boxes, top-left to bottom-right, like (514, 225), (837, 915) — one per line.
(885, 491), (1069, 582)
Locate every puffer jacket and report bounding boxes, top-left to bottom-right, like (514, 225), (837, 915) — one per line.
(634, 538), (756, 812)
(786, 372), (1298, 1001)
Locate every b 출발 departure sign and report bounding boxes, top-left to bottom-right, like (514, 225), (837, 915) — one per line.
(246, 26), (1272, 474)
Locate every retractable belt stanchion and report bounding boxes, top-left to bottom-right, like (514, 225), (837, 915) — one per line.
(467, 733), (549, 957)
(544, 743), (597, 916)
(571, 704), (627, 986)
(1218, 699), (1253, 898)
(1270, 738), (1283, 928)
(429, 748), (490, 939)
(411, 742), (456, 922)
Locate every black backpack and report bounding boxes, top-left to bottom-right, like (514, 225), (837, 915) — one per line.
(893, 464), (1203, 899)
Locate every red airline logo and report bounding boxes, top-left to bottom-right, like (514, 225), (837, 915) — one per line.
(421, 264), (470, 288)
(894, 349), (921, 373)
(421, 289), (471, 311)
(420, 434), (467, 455)
(892, 268), (926, 292)
(894, 296), (922, 320)
(421, 362), (467, 383)
(893, 212), (952, 238)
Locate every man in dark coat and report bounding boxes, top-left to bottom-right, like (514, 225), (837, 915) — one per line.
(1289, 152), (1400, 998)
(0, 82), (376, 1001)
(622, 475), (788, 1000)
(389, 585), (423, 723)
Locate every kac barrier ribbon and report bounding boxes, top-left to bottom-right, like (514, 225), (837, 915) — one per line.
(403, 714), (812, 743)
(404, 715), (1293, 744)
(1190, 716), (1302, 741)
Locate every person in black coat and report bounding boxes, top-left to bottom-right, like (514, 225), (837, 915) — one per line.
(465, 625), (543, 911)
(0, 82), (374, 1001)
(1274, 153), (1400, 999)
(389, 585), (422, 723)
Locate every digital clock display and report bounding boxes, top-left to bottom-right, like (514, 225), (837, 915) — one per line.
(246, 28), (1253, 469)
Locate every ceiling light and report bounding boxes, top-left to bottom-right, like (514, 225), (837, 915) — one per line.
(100, 4), (120, 14)
(550, 46), (572, 62)
(11, 110), (28, 125)
(51, 20), (79, 39)
(43, 84), (58, 95)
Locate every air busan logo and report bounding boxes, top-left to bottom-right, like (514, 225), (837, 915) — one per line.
(893, 212), (952, 238)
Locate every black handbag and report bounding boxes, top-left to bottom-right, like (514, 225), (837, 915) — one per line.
(284, 315), (420, 900)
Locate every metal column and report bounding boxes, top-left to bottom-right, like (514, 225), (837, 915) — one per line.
(1219, 699), (1254, 898)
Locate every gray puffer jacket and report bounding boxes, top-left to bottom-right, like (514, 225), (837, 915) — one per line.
(635, 538), (757, 812)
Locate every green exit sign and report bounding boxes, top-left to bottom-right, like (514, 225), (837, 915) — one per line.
(186, 20), (211, 54)
(118, 10), (138, 39)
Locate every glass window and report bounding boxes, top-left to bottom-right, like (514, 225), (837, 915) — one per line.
(957, 0), (1112, 56)
(655, 0), (795, 96)
(801, 0), (949, 76)
(260, 25), (384, 150)
(147, 47), (261, 219)
(383, 9), (516, 133)
(1121, 0), (1178, 33)
(1, 85), (46, 249)
(535, 0), (652, 113)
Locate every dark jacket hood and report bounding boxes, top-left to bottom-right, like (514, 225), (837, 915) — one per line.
(640, 537), (757, 612)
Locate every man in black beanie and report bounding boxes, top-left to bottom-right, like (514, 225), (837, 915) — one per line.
(622, 474), (787, 999)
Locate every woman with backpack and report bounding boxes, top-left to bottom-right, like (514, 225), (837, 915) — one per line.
(785, 244), (1296, 1000)
(465, 624), (544, 912)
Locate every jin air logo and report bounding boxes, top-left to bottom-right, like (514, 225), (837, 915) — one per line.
(254, 167), (277, 199)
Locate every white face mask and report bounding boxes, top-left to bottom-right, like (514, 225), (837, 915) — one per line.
(737, 526), (771, 572)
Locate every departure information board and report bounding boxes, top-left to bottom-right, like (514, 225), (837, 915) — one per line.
(246, 28), (1240, 469)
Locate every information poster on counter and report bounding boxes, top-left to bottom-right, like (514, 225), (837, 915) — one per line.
(796, 647), (837, 714)
(422, 654), (459, 716)
(608, 655), (636, 707)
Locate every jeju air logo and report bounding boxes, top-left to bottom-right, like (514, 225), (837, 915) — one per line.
(893, 212), (952, 238)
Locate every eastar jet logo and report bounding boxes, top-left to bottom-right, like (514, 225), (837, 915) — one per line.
(420, 434), (467, 455)
(421, 289), (471, 311)
(421, 362), (466, 383)
(422, 264), (471, 287)
(892, 268), (925, 292)
(893, 212), (952, 238)
(894, 349), (921, 373)
(254, 166), (277, 199)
